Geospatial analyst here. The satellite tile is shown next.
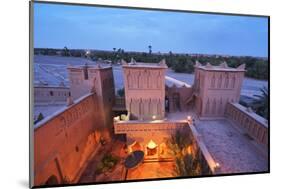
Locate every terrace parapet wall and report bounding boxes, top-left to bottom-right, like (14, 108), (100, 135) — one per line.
(188, 124), (219, 174)
(225, 102), (268, 149)
(33, 93), (107, 186)
(114, 120), (187, 134)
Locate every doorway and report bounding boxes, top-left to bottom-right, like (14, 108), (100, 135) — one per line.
(173, 93), (180, 111)
(165, 96), (169, 112)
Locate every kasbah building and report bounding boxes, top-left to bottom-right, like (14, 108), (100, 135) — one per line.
(33, 58), (268, 186)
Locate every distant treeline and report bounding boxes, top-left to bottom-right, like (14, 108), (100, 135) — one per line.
(34, 48), (268, 80)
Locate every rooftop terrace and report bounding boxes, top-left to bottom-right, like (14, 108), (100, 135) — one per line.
(165, 76), (191, 88)
(195, 119), (268, 173)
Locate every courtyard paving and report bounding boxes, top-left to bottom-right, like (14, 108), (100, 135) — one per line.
(78, 138), (127, 183)
(195, 119), (268, 174)
(126, 161), (176, 180)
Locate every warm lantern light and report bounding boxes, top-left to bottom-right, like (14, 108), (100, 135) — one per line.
(187, 116), (192, 123)
(215, 162), (220, 168)
(128, 147), (132, 153)
(187, 145), (192, 154)
(152, 115), (156, 120)
(147, 139), (157, 149)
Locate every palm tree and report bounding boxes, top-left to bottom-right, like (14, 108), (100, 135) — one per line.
(166, 128), (201, 176)
(252, 86), (268, 119)
(148, 45), (152, 54)
(63, 46), (69, 56)
(34, 112), (44, 124)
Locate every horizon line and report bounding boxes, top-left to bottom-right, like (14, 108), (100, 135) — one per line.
(34, 46), (268, 59)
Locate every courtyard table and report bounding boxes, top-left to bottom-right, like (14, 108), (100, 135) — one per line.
(124, 150), (144, 170)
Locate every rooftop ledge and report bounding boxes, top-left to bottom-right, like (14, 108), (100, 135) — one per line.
(114, 118), (188, 124)
(195, 61), (246, 72)
(230, 102), (268, 128)
(121, 58), (168, 69)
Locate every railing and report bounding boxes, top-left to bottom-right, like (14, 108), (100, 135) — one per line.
(34, 93), (103, 185)
(225, 102), (268, 148)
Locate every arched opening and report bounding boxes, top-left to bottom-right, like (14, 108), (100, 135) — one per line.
(45, 175), (59, 185)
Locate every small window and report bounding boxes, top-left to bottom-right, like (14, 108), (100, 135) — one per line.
(49, 91), (54, 96)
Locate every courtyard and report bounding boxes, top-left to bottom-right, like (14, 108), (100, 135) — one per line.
(78, 137), (178, 183)
(78, 138), (127, 183)
(126, 161), (176, 180)
(78, 115), (268, 184)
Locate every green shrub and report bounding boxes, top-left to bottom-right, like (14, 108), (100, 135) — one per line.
(96, 154), (120, 174)
(34, 113), (44, 124)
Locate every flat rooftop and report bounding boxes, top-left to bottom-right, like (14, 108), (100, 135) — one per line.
(165, 76), (191, 88)
(195, 119), (268, 173)
(34, 104), (66, 122)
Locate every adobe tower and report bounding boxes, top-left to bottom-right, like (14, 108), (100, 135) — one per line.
(193, 61), (245, 118)
(122, 59), (167, 120)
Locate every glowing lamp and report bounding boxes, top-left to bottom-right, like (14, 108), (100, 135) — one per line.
(152, 115), (156, 120)
(147, 139), (157, 149)
(215, 162), (220, 168)
(187, 116), (192, 123)
(187, 145), (192, 154)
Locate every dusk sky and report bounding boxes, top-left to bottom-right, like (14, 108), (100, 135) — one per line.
(34, 2), (268, 57)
